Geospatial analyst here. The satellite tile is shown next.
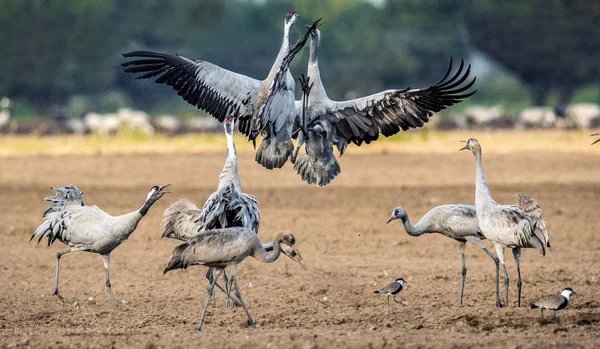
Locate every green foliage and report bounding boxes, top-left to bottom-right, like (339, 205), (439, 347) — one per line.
(466, 0), (600, 105)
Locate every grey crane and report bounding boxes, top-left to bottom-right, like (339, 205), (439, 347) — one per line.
(461, 138), (551, 307)
(161, 118), (305, 305)
(276, 27), (476, 186)
(530, 288), (575, 321)
(122, 14), (321, 170)
(163, 227), (299, 331)
(387, 205), (498, 305)
(31, 184), (169, 309)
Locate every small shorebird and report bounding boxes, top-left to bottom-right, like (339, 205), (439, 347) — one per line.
(374, 278), (406, 305)
(530, 288), (575, 320)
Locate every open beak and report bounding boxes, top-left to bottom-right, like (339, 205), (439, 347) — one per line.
(386, 216), (396, 224)
(292, 247), (307, 271)
(591, 133), (600, 145)
(159, 184), (171, 194)
(459, 140), (468, 151)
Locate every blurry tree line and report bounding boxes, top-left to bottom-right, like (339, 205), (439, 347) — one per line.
(0, 0), (598, 118)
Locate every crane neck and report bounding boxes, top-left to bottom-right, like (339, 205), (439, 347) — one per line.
(473, 148), (494, 208)
(307, 38), (328, 100)
(400, 215), (427, 236)
(253, 236), (283, 263)
(266, 20), (292, 82)
(218, 126), (241, 191)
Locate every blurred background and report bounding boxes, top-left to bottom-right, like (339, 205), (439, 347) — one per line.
(0, 0), (599, 135)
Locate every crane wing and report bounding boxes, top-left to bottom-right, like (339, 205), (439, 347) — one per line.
(122, 51), (261, 136)
(161, 200), (203, 241)
(197, 184), (260, 233)
(516, 192), (551, 248)
(324, 59), (476, 146)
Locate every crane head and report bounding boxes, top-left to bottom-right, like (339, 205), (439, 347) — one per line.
(387, 206), (407, 224)
(459, 138), (481, 154)
(285, 11), (299, 25)
(146, 184), (171, 203)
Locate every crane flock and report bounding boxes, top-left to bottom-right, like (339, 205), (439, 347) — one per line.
(28, 10), (584, 332)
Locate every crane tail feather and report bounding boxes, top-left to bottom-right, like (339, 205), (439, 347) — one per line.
(255, 138), (293, 169)
(293, 154), (340, 186)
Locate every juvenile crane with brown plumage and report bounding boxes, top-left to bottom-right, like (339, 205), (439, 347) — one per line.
(163, 227), (300, 331)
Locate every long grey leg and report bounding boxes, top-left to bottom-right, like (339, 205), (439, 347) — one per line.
(466, 237), (501, 307)
(458, 241), (467, 305)
(494, 245), (508, 307)
(233, 275), (255, 328)
(53, 249), (72, 302)
(196, 273), (218, 331)
(512, 248), (523, 307)
(205, 268), (217, 308)
(224, 272), (230, 308)
(98, 254), (118, 310)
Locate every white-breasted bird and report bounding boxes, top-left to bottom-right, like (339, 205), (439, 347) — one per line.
(31, 184), (169, 309)
(374, 278), (406, 306)
(530, 288), (575, 320)
(461, 138), (551, 307)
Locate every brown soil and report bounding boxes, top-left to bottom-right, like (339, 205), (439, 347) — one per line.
(1, 149), (599, 348)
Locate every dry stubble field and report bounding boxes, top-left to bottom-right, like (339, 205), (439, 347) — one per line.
(1, 131), (599, 348)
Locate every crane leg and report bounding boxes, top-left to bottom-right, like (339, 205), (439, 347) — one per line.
(99, 254), (118, 310)
(458, 241), (467, 306)
(205, 268), (217, 308)
(512, 248), (523, 307)
(494, 245), (507, 307)
(196, 273), (218, 331)
(466, 237), (501, 307)
(53, 249), (72, 302)
(232, 275), (255, 328)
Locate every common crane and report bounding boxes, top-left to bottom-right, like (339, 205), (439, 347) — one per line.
(31, 184), (169, 309)
(387, 205), (498, 305)
(161, 118), (305, 305)
(461, 138), (550, 307)
(122, 14), (321, 170)
(163, 227), (300, 331)
(280, 27), (477, 186)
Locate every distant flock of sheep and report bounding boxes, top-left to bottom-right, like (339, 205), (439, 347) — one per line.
(1, 97), (600, 135)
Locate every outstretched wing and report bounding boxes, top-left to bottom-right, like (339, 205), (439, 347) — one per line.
(325, 59), (476, 146)
(122, 51), (261, 136)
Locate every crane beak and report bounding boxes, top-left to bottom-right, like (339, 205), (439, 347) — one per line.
(591, 133), (600, 145)
(292, 247), (307, 271)
(386, 216), (396, 224)
(159, 184), (171, 193)
(459, 140), (468, 151)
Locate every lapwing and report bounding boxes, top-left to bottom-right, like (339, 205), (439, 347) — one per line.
(374, 278), (406, 305)
(530, 288), (575, 320)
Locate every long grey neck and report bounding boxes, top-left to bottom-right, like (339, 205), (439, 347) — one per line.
(266, 21), (292, 82)
(218, 126), (241, 191)
(474, 150), (494, 207)
(401, 216), (427, 237)
(307, 37), (328, 100)
(253, 237), (283, 263)
(138, 198), (156, 217)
